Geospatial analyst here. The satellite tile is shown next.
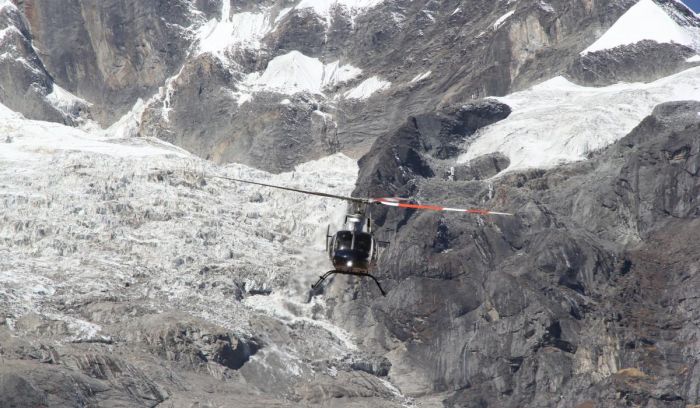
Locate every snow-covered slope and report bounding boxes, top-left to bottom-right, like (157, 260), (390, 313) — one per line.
(0, 100), (378, 384)
(459, 67), (700, 173)
(581, 0), (700, 54)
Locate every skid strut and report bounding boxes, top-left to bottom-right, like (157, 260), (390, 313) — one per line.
(312, 270), (386, 296)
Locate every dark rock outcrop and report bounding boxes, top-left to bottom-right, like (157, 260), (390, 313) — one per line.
(453, 153), (511, 181)
(567, 41), (697, 86)
(355, 100), (511, 200)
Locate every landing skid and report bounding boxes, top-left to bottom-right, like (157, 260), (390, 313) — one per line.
(312, 270), (386, 296)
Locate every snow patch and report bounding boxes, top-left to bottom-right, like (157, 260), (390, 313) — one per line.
(105, 99), (146, 139)
(538, 1), (555, 13)
(422, 10), (436, 22)
(45, 84), (90, 119)
(197, 0), (273, 55)
(243, 51), (362, 95)
(295, 0), (383, 18)
(581, 0), (700, 55)
(458, 67), (700, 173)
(688, 55), (700, 62)
(0, 25), (21, 41)
(323, 60), (364, 87)
(276, 7), (293, 23)
(493, 10), (515, 30)
(410, 71), (432, 83)
(343, 76), (391, 100)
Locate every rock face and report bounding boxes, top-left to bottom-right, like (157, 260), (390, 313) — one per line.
(6, 0), (699, 171)
(0, 2), (80, 124)
(15, 0), (205, 124)
(332, 101), (700, 406)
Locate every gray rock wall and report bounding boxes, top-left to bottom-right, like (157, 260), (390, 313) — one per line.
(332, 100), (700, 406)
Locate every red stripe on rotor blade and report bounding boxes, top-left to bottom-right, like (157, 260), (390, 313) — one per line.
(396, 203), (445, 211)
(374, 198), (511, 215)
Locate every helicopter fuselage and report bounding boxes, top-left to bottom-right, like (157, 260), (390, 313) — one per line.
(326, 212), (378, 274)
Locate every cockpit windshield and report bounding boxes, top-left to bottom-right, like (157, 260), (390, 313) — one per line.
(334, 231), (373, 255)
(335, 231), (353, 251)
(354, 233), (372, 254)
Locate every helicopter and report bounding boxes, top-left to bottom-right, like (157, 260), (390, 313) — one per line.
(209, 175), (513, 296)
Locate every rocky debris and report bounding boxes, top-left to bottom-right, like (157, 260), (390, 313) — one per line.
(567, 40), (697, 86)
(331, 100), (700, 406)
(117, 312), (261, 371)
(295, 370), (399, 406)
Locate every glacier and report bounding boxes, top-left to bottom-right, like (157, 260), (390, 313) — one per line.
(0, 100), (401, 390)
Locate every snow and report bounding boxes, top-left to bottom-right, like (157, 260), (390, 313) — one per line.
(581, 0), (700, 54)
(538, 1), (555, 13)
(322, 60), (364, 87)
(159, 65), (185, 122)
(105, 99), (147, 139)
(0, 101), (188, 162)
(688, 55), (700, 62)
(275, 7), (293, 23)
(343, 76), (391, 100)
(0, 0), (17, 12)
(196, 0), (273, 55)
(0, 25), (21, 41)
(410, 71), (432, 83)
(243, 51), (362, 95)
(422, 10), (436, 23)
(493, 10), (515, 30)
(0, 98), (364, 371)
(295, 0), (383, 17)
(458, 67), (700, 174)
(45, 84), (89, 118)
(14, 57), (43, 76)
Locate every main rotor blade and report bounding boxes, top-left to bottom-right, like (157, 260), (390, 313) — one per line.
(370, 198), (513, 216)
(209, 175), (368, 204)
